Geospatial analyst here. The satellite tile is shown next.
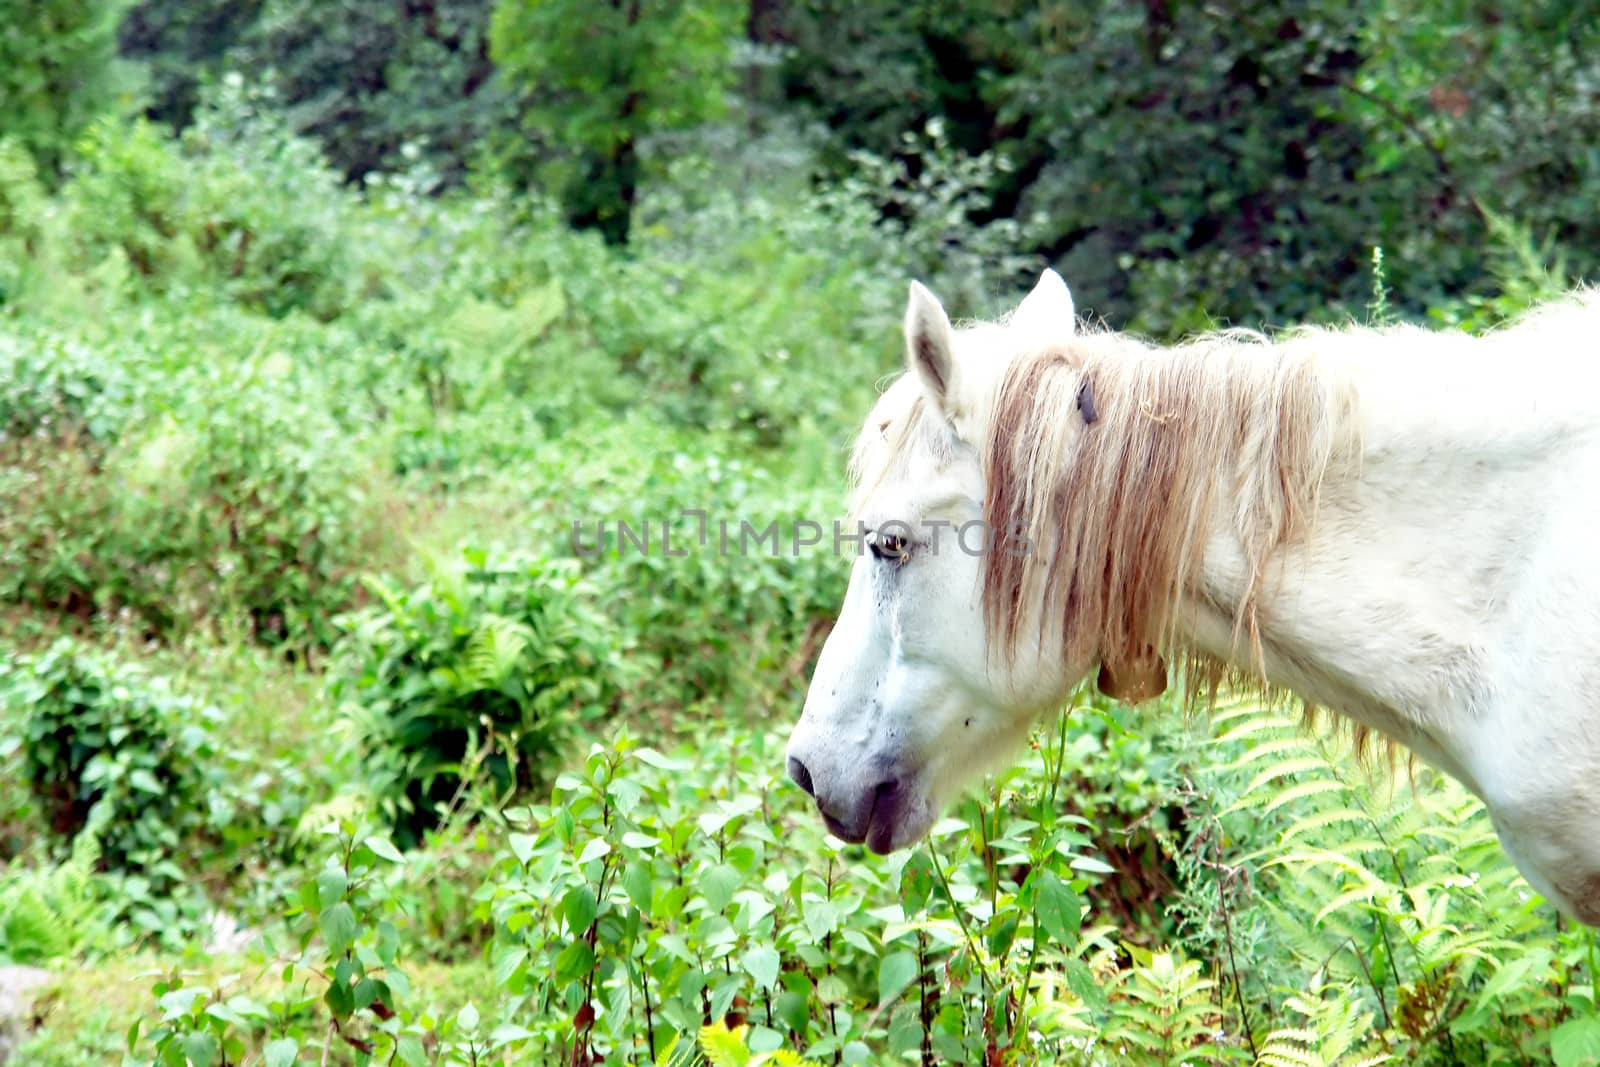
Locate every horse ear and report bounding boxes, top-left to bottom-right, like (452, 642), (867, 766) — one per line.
(905, 281), (958, 413)
(1012, 268), (1076, 341)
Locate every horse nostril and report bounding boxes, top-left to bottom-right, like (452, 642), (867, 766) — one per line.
(874, 778), (900, 802)
(787, 757), (815, 798)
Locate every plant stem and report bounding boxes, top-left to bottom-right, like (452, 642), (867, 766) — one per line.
(927, 844), (992, 1000)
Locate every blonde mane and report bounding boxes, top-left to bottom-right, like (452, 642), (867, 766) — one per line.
(982, 325), (1362, 687)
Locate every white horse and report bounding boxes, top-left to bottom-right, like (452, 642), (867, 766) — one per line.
(785, 270), (1600, 924)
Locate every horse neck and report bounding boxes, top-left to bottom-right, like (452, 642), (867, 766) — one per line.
(1178, 319), (1598, 785)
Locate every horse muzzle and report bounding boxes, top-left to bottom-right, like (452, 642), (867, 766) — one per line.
(786, 755), (931, 854)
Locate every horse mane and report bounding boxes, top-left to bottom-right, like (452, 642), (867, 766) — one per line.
(981, 322), (1361, 691)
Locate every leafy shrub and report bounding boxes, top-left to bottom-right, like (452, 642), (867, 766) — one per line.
(235, 0), (512, 188)
(2, 639), (224, 882)
(0, 138), (52, 305)
(779, 0), (1600, 336)
(465, 724), (1227, 1065)
(0, 327), (374, 648)
(329, 546), (633, 847)
(0, 326), (139, 441)
(32, 86), (355, 319)
(615, 167), (900, 445)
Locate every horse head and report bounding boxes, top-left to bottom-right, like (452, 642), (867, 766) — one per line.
(784, 271), (1093, 853)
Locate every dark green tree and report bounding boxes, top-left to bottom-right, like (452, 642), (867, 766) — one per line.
(117, 0), (265, 131)
(233, 0), (512, 186)
(775, 0), (1599, 332)
(489, 0), (744, 243)
(0, 0), (134, 180)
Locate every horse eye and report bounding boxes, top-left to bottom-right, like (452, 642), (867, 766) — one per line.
(870, 532), (909, 563)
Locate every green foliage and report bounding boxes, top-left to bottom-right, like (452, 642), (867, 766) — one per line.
(236, 0), (511, 186)
(778, 0), (1600, 335)
(0, 818), (106, 965)
(55, 87), (355, 319)
(0, 323), (374, 649)
(0, 137), (51, 290)
(1251, 975), (1388, 1067)
(117, 0), (265, 131)
(467, 727), (1115, 1064)
(490, 0), (744, 240)
(2, 640), (223, 881)
(329, 547), (633, 846)
(1426, 204), (1577, 332)
(138, 822), (406, 1065)
(566, 450), (848, 714)
(0, 0), (135, 180)
(1174, 696), (1594, 1065)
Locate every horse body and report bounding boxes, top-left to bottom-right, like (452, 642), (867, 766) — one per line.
(1190, 308), (1600, 920)
(785, 271), (1600, 923)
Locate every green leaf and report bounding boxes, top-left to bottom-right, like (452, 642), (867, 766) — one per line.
(320, 901), (358, 957)
(702, 863), (742, 913)
(315, 868), (348, 910)
(182, 1031), (219, 1067)
(1061, 959), (1108, 1015)
(458, 1001), (480, 1033)
(742, 946), (780, 991)
(264, 1038), (299, 1067)
(623, 861), (653, 914)
(489, 1022), (537, 1047)
(576, 838), (611, 864)
(986, 912), (1019, 959)
(563, 884), (599, 935)
(555, 939), (596, 983)
(877, 950), (918, 1006)
(899, 851), (937, 914)
(396, 1034), (427, 1067)
(635, 747), (688, 771)
(1032, 871), (1081, 949)
(775, 989), (810, 1034)
(509, 833), (538, 864)
(365, 836), (404, 863)
(495, 945), (529, 988)
(1554, 1016), (1600, 1067)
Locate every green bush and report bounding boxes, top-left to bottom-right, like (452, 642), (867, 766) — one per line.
(55, 88), (355, 319)
(0, 326), (374, 648)
(2, 639), (223, 882)
(0, 88), (357, 321)
(0, 326), (138, 441)
(329, 546), (633, 847)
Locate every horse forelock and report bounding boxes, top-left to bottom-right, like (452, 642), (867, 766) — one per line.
(847, 387), (952, 524)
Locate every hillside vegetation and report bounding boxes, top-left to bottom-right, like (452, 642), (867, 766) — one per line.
(2, 3), (1598, 1065)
